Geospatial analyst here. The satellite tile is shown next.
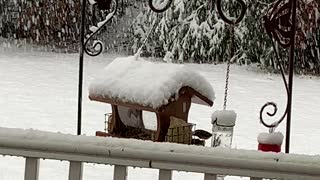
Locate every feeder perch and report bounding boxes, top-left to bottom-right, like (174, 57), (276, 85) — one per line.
(258, 132), (284, 153)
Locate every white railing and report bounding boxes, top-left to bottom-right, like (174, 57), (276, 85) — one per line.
(0, 127), (319, 180)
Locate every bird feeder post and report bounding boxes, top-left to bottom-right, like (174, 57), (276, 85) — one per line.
(259, 0), (297, 154)
(77, 0), (118, 135)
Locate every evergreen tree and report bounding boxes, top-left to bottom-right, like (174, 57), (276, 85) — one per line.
(295, 0), (319, 74)
(130, 0), (228, 63)
(237, 0), (319, 72)
(130, 0), (320, 74)
(238, 0), (276, 67)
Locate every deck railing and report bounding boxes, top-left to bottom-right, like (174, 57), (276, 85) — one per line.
(0, 127), (319, 180)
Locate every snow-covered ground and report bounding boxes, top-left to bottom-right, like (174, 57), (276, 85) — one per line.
(0, 48), (320, 179)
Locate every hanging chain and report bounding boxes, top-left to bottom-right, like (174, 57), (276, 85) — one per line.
(223, 57), (231, 110)
(217, 0), (246, 110)
(223, 27), (234, 110)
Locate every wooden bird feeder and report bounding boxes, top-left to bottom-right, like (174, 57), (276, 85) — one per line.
(88, 56), (214, 143)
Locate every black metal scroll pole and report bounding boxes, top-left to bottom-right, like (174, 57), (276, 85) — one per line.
(78, 0), (87, 135)
(78, 0), (118, 135)
(286, 0), (297, 154)
(260, 0), (297, 153)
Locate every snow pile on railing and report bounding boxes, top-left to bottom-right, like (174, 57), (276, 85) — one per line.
(1, 127), (320, 179)
(0, 126), (319, 167)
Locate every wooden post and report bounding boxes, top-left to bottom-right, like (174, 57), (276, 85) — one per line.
(69, 161), (83, 180)
(250, 177), (263, 180)
(24, 157), (39, 180)
(159, 169), (172, 180)
(204, 173), (217, 180)
(114, 165), (127, 180)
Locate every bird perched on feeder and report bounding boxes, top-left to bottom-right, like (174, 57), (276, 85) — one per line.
(193, 129), (212, 140)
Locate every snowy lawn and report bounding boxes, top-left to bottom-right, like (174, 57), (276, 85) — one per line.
(0, 49), (320, 179)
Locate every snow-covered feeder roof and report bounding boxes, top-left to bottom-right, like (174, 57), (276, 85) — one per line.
(89, 55), (215, 110)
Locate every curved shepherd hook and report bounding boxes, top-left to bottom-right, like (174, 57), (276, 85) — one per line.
(216, 0), (246, 25)
(78, 0), (118, 136)
(216, 0), (246, 110)
(260, 0), (297, 153)
(83, 0), (118, 56)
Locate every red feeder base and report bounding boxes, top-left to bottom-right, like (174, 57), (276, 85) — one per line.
(258, 143), (281, 153)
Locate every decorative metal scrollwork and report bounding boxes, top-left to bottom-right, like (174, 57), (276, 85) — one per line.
(263, 0), (293, 48)
(149, 0), (173, 13)
(259, 0), (297, 135)
(216, 0), (246, 25)
(83, 0), (118, 56)
(260, 102), (288, 131)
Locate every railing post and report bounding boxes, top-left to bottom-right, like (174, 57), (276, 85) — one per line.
(113, 165), (127, 180)
(250, 177), (263, 180)
(159, 169), (172, 180)
(24, 157), (39, 180)
(69, 161), (83, 180)
(204, 173), (217, 180)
